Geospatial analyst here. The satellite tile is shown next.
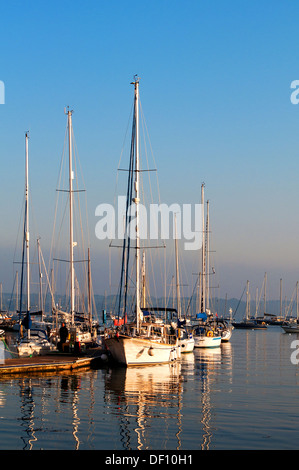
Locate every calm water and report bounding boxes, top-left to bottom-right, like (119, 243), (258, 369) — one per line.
(0, 327), (299, 450)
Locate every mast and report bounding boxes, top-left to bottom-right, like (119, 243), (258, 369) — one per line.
(280, 278), (282, 318)
(37, 238), (43, 319)
(206, 200), (210, 310)
(255, 287), (258, 318)
(25, 131), (30, 316)
(245, 280), (250, 321)
(296, 281), (299, 322)
(88, 247), (92, 331)
(201, 183), (205, 313)
(263, 272), (267, 317)
(16, 271), (18, 313)
(175, 214), (181, 319)
(132, 77), (141, 331)
(198, 272), (202, 314)
(66, 107), (75, 326)
(142, 251), (146, 309)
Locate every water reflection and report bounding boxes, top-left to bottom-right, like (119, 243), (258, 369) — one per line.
(19, 379), (37, 449)
(1, 329), (299, 449)
(193, 348), (220, 450)
(103, 346), (234, 450)
(104, 363), (183, 450)
(3, 370), (97, 450)
(0, 342), (236, 450)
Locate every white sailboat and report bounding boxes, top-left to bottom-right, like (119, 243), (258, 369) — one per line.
(104, 77), (179, 366)
(51, 108), (94, 350)
(215, 317), (233, 342)
(18, 328), (56, 357)
(193, 187), (221, 348)
(174, 215), (194, 353)
(17, 132), (56, 357)
(193, 321), (222, 348)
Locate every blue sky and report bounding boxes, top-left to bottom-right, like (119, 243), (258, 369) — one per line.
(1, 0), (299, 302)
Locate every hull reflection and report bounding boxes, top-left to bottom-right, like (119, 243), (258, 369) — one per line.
(104, 363), (182, 449)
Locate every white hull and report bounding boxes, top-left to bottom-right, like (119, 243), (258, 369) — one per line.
(220, 328), (232, 342)
(17, 328), (57, 357)
(17, 339), (56, 357)
(179, 337), (195, 353)
(194, 335), (221, 348)
(105, 335), (179, 366)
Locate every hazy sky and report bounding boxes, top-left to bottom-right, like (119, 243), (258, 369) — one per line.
(1, 0), (299, 302)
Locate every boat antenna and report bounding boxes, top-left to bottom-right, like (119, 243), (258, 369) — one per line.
(131, 74), (141, 85)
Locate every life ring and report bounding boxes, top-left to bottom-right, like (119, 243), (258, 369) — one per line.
(207, 330), (213, 337)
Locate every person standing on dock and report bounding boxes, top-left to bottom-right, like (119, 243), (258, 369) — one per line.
(58, 323), (69, 351)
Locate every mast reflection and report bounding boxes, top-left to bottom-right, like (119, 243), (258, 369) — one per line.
(104, 363), (182, 450)
(15, 369), (98, 450)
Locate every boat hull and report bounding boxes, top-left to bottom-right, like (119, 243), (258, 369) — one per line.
(17, 328), (57, 357)
(179, 337), (195, 353)
(17, 340), (56, 357)
(232, 321), (267, 329)
(220, 328), (232, 342)
(194, 335), (221, 348)
(282, 326), (299, 333)
(105, 335), (179, 366)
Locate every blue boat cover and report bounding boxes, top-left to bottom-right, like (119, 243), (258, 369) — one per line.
(196, 312), (207, 321)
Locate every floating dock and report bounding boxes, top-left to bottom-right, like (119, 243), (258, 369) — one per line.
(0, 348), (108, 376)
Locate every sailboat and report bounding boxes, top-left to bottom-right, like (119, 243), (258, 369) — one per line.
(282, 281), (299, 333)
(50, 108), (95, 351)
(174, 216), (194, 353)
(214, 317), (233, 342)
(104, 77), (179, 366)
(252, 273), (269, 326)
(193, 188), (221, 348)
(232, 280), (267, 329)
(17, 132), (56, 357)
(267, 278), (290, 326)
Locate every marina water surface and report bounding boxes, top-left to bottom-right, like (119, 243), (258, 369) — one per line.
(0, 326), (298, 450)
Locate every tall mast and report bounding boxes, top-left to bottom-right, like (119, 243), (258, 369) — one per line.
(175, 214), (181, 319)
(245, 280), (250, 321)
(206, 200), (210, 310)
(132, 77), (141, 331)
(37, 238), (43, 319)
(25, 131), (30, 315)
(255, 287), (258, 317)
(280, 278), (282, 317)
(16, 271), (18, 313)
(66, 108), (75, 325)
(142, 251), (146, 309)
(296, 281), (298, 322)
(201, 183), (205, 313)
(88, 247), (92, 331)
(263, 272), (267, 317)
